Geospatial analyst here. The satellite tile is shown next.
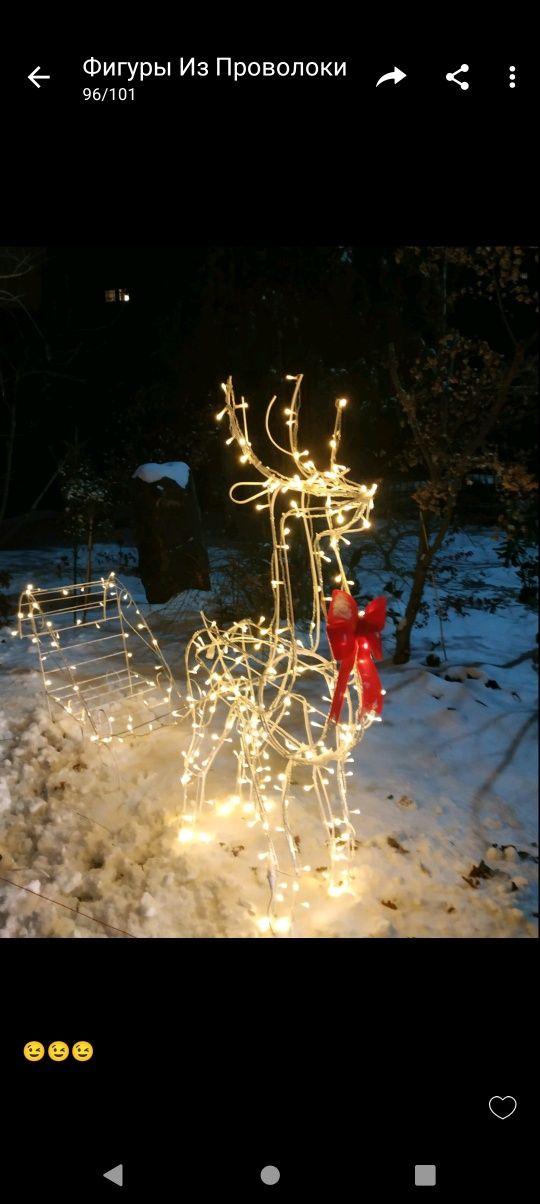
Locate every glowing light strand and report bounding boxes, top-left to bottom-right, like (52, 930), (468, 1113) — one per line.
(17, 575), (183, 742)
(182, 376), (382, 934)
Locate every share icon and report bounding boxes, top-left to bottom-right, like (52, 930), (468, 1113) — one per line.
(446, 64), (469, 90)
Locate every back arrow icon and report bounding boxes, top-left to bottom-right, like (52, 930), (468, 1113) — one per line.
(376, 67), (406, 87)
(28, 67), (50, 88)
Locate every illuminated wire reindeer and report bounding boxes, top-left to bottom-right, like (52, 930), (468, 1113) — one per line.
(181, 374), (386, 933)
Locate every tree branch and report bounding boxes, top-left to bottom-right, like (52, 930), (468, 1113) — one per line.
(493, 272), (517, 348)
(458, 335), (536, 467)
(388, 342), (435, 477)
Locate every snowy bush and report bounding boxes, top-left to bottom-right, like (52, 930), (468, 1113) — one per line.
(0, 569), (11, 622)
(59, 451), (112, 582)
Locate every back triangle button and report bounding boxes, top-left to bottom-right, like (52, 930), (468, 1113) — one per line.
(103, 1164), (123, 1187)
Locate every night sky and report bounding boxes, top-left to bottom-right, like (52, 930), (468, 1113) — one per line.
(1, 245), (536, 529)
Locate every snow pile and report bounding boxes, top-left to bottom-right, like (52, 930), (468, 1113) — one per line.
(0, 530), (537, 938)
(132, 462), (189, 489)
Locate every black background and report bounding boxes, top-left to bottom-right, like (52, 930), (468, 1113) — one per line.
(2, 47), (536, 238)
(3, 941), (533, 1197)
(1, 32), (537, 1200)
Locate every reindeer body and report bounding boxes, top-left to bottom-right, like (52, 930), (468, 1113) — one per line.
(181, 375), (381, 932)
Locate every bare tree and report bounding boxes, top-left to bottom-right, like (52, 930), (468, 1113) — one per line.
(0, 247), (46, 523)
(385, 247), (537, 664)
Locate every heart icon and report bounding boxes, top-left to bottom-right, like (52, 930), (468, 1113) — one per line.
(489, 1095), (517, 1119)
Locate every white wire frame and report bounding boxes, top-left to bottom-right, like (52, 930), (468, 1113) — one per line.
(181, 375), (383, 934)
(17, 574), (183, 742)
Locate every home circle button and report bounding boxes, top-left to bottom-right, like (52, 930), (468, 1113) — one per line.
(260, 1165), (280, 1185)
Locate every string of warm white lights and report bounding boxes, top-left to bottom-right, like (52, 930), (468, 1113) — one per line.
(17, 575), (183, 742)
(181, 375), (384, 935)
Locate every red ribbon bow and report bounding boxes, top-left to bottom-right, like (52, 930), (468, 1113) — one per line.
(326, 591), (386, 723)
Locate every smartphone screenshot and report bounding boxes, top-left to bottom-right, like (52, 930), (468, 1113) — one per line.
(0, 40), (537, 1198)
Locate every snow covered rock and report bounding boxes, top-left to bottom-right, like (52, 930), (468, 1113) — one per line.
(133, 462), (190, 489)
(132, 461), (210, 603)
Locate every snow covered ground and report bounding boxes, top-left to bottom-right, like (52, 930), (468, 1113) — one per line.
(0, 530), (537, 938)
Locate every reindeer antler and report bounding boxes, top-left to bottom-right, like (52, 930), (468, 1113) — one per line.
(216, 375), (377, 518)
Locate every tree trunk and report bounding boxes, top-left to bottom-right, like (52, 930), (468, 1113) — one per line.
(0, 402), (16, 523)
(0, 363), (17, 525)
(86, 516), (94, 584)
(393, 505), (455, 664)
(393, 553), (432, 664)
(82, 517), (94, 623)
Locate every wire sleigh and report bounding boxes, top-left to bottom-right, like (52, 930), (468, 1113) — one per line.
(17, 575), (182, 741)
(181, 375), (386, 933)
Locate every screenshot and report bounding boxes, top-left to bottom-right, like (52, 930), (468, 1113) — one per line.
(0, 43), (537, 1198)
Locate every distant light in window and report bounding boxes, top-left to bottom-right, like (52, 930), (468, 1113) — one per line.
(104, 288), (131, 303)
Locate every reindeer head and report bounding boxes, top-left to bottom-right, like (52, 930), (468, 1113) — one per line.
(216, 375), (377, 640)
